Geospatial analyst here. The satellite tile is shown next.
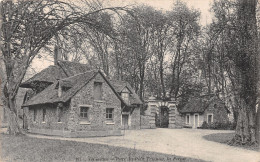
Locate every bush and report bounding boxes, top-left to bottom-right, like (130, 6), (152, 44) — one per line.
(200, 121), (235, 130)
(201, 121), (208, 129)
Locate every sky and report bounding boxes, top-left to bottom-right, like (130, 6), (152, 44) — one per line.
(29, 0), (215, 77)
(105, 0), (214, 25)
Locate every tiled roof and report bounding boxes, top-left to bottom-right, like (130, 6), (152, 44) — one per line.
(59, 71), (97, 103)
(109, 80), (142, 105)
(23, 83), (59, 106)
(22, 60), (142, 107)
(23, 71), (97, 106)
(20, 61), (91, 88)
(179, 96), (228, 114)
(179, 98), (208, 113)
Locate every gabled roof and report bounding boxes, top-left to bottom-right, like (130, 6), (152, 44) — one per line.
(20, 61), (91, 88)
(58, 71), (97, 103)
(23, 71), (96, 106)
(109, 80), (142, 105)
(22, 70), (143, 107)
(179, 98), (208, 113)
(22, 83), (59, 106)
(179, 96), (227, 114)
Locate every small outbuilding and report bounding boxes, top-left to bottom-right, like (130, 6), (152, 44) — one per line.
(179, 95), (230, 129)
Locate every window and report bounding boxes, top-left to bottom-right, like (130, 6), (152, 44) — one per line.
(106, 108), (114, 121)
(214, 104), (217, 109)
(42, 108), (46, 122)
(33, 109), (37, 122)
(121, 92), (129, 104)
(207, 114), (213, 123)
(80, 107), (89, 120)
(57, 107), (63, 122)
(186, 114), (190, 124)
(94, 82), (102, 100)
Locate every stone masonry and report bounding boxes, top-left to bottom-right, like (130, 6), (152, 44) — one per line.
(147, 96), (183, 129)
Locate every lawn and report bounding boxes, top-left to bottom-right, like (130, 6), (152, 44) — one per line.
(203, 133), (260, 152)
(0, 134), (204, 162)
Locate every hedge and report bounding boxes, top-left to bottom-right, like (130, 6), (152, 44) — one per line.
(199, 121), (236, 130)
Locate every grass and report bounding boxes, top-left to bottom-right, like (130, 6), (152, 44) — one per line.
(0, 134), (204, 162)
(203, 133), (260, 152)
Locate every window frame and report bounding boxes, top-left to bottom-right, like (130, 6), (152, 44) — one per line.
(106, 108), (114, 121)
(94, 82), (103, 101)
(80, 106), (89, 121)
(207, 113), (213, 123)
(121, 92), (130, 104)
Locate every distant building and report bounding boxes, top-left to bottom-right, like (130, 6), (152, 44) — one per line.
(179, 95), (230, 128)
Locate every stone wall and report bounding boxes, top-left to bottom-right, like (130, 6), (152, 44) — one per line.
(129, 107), (140, 129)
(26, 102), (70, 130)
(146, 97), (183, 129)
(67, 73), (122, 132)
(168, 101), (183, 128)
(140, 115), (150, 129)
(203, 99), (229, 123)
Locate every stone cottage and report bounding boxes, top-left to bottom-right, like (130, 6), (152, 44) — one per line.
(21, 61), (142, 137)
(179, 95), (230, 128)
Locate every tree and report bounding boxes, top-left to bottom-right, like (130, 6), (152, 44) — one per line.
(0, 0), (128, 135)
(231, 0), (259, 145)
(168, 1), (201, 99)
(207, 0), (259, 144)
(116, 5), (158, 100)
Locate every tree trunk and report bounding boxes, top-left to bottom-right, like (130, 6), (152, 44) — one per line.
(139, 62), (145, 101)
(159, 58), (165, 98)
(6, 99), (22, 135)
(229, 0), (259, 145)
(231, 99), (256, 144)
(256, 104), (260, 143)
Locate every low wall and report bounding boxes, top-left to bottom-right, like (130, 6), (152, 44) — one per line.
(28, 128), (122, 138)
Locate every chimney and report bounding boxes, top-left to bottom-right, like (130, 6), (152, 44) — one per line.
(54, 45), (62, 65)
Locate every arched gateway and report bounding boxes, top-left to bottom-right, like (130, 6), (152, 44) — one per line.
(147, 96), (183, 129)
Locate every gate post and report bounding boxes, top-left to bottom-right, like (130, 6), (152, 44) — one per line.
(148, 96), (157, 129)
(168, 99), (182, 128)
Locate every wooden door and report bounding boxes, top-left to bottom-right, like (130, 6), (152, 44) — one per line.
(122, 114), (129, 129)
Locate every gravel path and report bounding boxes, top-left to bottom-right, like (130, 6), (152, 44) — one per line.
(27, 128), (260, 162)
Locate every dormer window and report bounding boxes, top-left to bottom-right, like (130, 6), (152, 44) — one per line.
(121, 92), (129, 104)
(94, 82), (102, 100)
(121, 87), (130, 104)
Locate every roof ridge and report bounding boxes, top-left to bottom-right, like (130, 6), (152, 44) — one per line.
(59, 70), (97, 81)
(58, 60), (87, 65)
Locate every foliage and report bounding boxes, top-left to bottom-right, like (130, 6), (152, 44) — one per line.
(200, 121), (236, 130)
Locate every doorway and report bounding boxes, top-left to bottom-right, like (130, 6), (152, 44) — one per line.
(122, 114), (129, 129)
(194, 114), (199, 128)
(156, 106), (169, 128)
